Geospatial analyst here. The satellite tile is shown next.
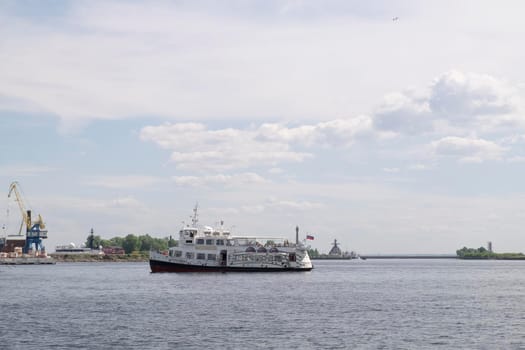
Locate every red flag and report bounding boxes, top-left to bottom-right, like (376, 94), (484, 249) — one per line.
(306, 235), (314, 240)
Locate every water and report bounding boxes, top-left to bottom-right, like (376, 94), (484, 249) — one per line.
(1, 259), (524, 349)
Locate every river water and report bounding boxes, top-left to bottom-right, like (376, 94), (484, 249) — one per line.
(1, 259), (524, 349)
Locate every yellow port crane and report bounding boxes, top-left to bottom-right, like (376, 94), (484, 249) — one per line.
(7, 181), (47, 253)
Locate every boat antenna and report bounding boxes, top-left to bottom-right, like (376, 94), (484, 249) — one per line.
(191, 203), (199, 227)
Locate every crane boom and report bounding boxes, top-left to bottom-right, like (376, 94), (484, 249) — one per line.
(8, 181), (30, 235)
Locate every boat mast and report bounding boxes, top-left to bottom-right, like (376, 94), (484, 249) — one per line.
(191, 203), (199, 227)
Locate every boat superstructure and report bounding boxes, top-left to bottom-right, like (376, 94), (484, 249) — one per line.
(149, 206), (313, 273)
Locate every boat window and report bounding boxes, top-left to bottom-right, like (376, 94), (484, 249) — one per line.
(175, 251), (182, 257)
(205, 239), (214, 245)
(207, 254), (216, 260)
(216, 239), (224, 245)
(185, 240), (193, 244)
(185, 252), (194, 259)
(169, 250), (174, 257)
(196, 239), (204, 245)
(197, 253), (206, 260)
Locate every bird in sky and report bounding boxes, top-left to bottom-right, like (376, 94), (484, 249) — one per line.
(392, 16), (399, 21)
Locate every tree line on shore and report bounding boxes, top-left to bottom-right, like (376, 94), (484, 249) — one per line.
(308, 248), (320, 257)
(85, 233), (177, 254)
(456, 246), (525, 259)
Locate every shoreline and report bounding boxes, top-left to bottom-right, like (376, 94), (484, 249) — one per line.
(49, 254), (148, 263)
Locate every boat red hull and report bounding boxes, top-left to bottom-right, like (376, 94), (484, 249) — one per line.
(149, 259), (313, 273)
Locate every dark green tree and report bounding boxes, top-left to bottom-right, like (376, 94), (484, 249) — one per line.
(122, 234), (140, 254)
(84, 235), (104, 249)
(85, 232), (177, 252)
(307, 248), (319, 258)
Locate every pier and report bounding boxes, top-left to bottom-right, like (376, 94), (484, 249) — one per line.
(359, 254), (457, 259)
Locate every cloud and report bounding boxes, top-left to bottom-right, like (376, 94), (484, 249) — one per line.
(140, 119), (371, 170)
(0, 165), (57, 177)
(256, 116), (373, 147)
(140, 123), (311, 171)
(429, 71), (516, 118)
(110, 196), (142, 208)
(373, 91), (431, 134)
(43, 195), (146, 212)
(408, 164), (429, 171)
(240, 205), (266, 214)
(373, 71), (523, 136)
(234, 198), (323, 215)
(10, 2), (523, 133)
(138, 69), (525, 169)
(83, 175), (164, 189)
(0, 1), (395, 128)
(268, 167), (284, 174)
(431, 136), (507, 163)
(172, 173), (267, 187)
(267, 198), (323, 211)
(506, 156), (525, 163)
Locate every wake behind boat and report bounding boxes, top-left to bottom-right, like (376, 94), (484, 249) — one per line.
(149, 206), (313, 273)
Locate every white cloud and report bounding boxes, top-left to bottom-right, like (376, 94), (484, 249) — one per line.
(431, 136), (507, 163)
(506, 156), (525, 163)
(268, 167), (284, 174)
(429, 71), (516, 118)
(240, 205), (266, 214)
(110, 196), (143, 208)
(382, 167), (400, 173)
(374, 90), (431, 134)
(373, 71), (523, 136)
(256, 116), (373, 147)
(138, 71), (525, 167)
(221, 198), (323, 216)
(42, 194), (147, 212)
(268, 199), (323, 211)
(408, 164), (429, 171)
(140, 119), (371, 170)
(172, 173), (267, 187)
(0, 2), (392, 128)
(84, 175), (164, 189)
(142, 122), (311, 171)
(0, 165), (57, 177)
(6, 1), (525, 133)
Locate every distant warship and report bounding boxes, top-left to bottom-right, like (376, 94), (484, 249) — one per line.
(312, 239), (358, 260)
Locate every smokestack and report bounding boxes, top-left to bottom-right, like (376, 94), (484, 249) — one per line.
(296, 226), (299, 244)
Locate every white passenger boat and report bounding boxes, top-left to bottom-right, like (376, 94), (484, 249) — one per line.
(149, 206), (313, 273)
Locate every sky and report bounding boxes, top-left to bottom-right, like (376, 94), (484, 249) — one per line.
(2, 0), (525, 254)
